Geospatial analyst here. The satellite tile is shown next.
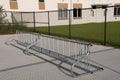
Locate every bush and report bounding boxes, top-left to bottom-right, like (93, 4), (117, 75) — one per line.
(0, 5), (8, 24)
(0, 24), (30, 34)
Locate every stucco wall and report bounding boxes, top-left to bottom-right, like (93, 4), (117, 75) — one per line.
(0, 0), (120, 27)
(1, 0), (120, 11)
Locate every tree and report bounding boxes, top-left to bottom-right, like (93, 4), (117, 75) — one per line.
(0, 5), (7, 24)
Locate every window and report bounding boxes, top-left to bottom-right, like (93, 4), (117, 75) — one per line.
(10, 0), (17, 1)
(73, 3), (82, 18)
(73, 8), (82, 18)
(39, 0), (44, 2)
(58, 3), (68, 19)
(114, 7), (120, 16)
(58, 8), (68, 19)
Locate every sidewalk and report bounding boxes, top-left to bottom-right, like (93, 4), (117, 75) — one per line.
(0, 35), (120, 80)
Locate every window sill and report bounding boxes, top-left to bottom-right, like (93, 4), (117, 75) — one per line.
(58, 18), (68, 20)
(114, 15), (120, 17)
(73, 17), (82, 19)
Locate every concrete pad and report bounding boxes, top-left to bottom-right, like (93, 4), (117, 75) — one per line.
(0, 35), (49, 69)
(0, 35), (120, 80)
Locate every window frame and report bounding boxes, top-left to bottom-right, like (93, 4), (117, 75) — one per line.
(114, 6), (120, 16)
(73, 8), (82, 19)
(39, 0), (44, 2)
(58, 8), (68, 20)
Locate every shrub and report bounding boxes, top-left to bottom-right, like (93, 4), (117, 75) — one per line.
(0, 24), (30, 34)
(0, 5), (8, 24)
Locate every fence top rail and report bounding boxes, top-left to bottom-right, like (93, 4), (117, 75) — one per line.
(16, 30), (92, 46)
(2, 5), (117, 13)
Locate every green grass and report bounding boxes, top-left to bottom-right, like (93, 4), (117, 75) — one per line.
(0, 22), (119, 47)
(36, 21), (120, 47)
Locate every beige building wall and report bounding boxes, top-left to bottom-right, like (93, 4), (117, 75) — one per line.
(0, 0), (120, 27)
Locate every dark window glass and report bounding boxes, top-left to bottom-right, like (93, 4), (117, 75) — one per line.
(73, 8), (82, 18)
(118, 7), (120, 15)
(39, 0), (44, 2)
(114, 7), (117, 15)
(114, 7), (120, 16)
(10, 0), (17, 1)
(78, 8), (82, 17)
(73, 8), (77, 17)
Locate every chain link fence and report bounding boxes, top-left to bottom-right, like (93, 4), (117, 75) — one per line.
(1, 6), (120, 47)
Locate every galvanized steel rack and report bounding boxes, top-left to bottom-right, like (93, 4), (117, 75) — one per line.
(6, 30), (103, 77)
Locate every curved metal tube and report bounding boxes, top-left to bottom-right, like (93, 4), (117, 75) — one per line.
(23, 36), (40, 55)
(5, 34), (17, 45)
(71, 45), (90, 77)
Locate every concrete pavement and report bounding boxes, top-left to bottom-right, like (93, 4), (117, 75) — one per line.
(0, 35), (120, 80)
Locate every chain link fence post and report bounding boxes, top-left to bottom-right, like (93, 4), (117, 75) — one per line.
(33, 12), (36, 32)
(69, 10), (72, 39)
(104, 7), (108, 45)
(48, 11), (50, 35)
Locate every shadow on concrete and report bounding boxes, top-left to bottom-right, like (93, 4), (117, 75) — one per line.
(2, 44), (103, 77)
(90, 48), (116, 54)
(88, 59), (120, 75)
(0, 44), (56, 73)
(89, 47), (120, 74)
(0, 59), (55, 73)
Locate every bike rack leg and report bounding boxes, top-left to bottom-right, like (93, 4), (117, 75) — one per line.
(23, 38), (39, 55)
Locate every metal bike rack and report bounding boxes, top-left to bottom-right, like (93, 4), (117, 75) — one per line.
(6, 30), (103, 77)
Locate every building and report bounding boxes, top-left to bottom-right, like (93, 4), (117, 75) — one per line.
(0, 0), (120, 26)
(0, 0), (120, 11)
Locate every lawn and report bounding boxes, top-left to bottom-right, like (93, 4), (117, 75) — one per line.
(0, 22), (119, 47)
(35, 21), (120, 47)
